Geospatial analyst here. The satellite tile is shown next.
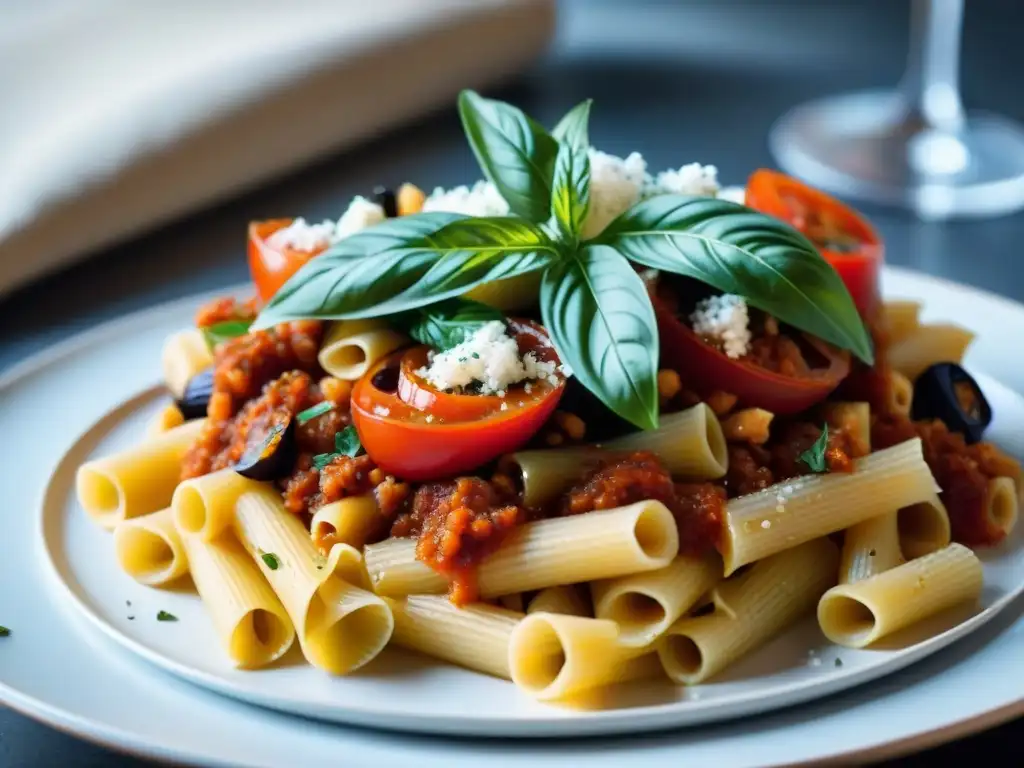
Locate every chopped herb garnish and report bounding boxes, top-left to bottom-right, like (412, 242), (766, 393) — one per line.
(311, 426), (363, 471)
(128, 616), (135, 621)
(472, 352), (480, 359)
(0, 626), (10, 637)
(157, 611), (178, 622)
(201, 320), (252, 351)
(260, 551), (281, 570)
(335, 426), (362, 457)
(834, 657), (843, 668)
(868, 549), (877, 557)
(297, 401), (334, 425)
(798, 424), (830, 474)
(126, 600), (132, 607)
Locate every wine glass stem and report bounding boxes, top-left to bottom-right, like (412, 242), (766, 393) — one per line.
(900, 0), (965, 132)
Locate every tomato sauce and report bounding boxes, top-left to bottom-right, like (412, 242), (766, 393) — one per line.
(561, 451), (724, 554)
(390, 479), (524, 605)
(194, 296), (261, 328)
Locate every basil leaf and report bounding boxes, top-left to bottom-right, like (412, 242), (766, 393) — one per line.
(458, 90), (559, 222)
(551, 99), (593, 151)
(551, 142), (591, 241)
(798, 424), (829, 473)
(296, 401), (334, 425)
(201, 320), (251, 351)
(260, 551), (281, 570)
(372, 218), (558, 313)
(312, 453), (335, 471)
(253, 213), (464, 328)
(0, 626), (10, 637)
(253, 215), (556, 327)
(540, 245), (659, 430)
(596, 196), (873, 364)
(157, 611), (178, 622)
(397, 298), (503, 351)
(334, 426), (362, 457)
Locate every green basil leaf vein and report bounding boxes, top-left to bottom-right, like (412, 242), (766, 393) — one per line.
(253, 215), (557, 327)
(551, 98), (593, 151)
(596, 195), (874, 364)
(396, 298), (504, 351)
(540, 245), (659, 430)
(458, 90), (560, 222)
(551, 142), (591, 241)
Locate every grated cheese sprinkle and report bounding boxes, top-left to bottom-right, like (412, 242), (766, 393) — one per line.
(644, 162), (720, 198)
(266, 196), (385, 252)
(416, 321), (557, 395)
(690, 294), (751, 359)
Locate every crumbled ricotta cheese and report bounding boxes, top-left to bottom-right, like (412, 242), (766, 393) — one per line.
(717, 185), (746, 205)
(266, 196), (386, 252)
(416, 321), (557, 394)
(336, 195), (386, 238)
(690, 294), (751, 359)
(421, 180), (510, 217)
(644, 162), (720, 199)
(266, 216), (337, 252)
(581, 149), (648, 239)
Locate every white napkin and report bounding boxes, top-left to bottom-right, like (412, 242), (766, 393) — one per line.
(0, 0), (554, 295)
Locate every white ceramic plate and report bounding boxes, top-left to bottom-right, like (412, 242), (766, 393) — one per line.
(0, 267), (1022, 766)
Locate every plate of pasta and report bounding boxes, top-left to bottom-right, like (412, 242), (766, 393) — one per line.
(41, 92), (1024, 738)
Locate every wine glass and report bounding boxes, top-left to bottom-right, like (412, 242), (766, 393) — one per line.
(769, 0), (1024, 220)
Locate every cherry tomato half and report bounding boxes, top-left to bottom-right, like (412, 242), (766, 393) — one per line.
(745, 169), (884, 319)
(247, 219), (327, 303)
(652, 293), (850, 415)
(352, 319), (565, 481)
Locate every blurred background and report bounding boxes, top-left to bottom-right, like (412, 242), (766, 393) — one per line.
(2, 0), (1023, 762)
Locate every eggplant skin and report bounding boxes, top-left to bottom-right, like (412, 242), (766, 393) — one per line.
(176, 368), (213, 420)
(234, 419), (298, 482)
(911, 363), (992, 444)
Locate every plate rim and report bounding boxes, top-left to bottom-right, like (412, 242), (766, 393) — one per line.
(1, 264), (1022, 765)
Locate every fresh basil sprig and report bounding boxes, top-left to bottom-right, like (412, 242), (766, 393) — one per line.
(201, 320), (251, 351)
(798, 425), (830, 474)
(253, 90), (872, 430)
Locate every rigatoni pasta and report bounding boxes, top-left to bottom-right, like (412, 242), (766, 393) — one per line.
(161, 328), (213, 398)
(721, 439), (938, 575)
(888, 324), (975, 381)
(839, 512), (903, 585)
(318, 320), (407, 381)
(364, 501), (679, 598)
(234, 489), (392, 674)
(77, 419), (207, 529)
(173, 468), (264, 541)
(658, 538), (838, 684)
(591, 553), (722, 647)
(113, 508), (188, 586)
(509, 613), (662, 700)
(897, 494), (952, 559)
(818, 543), (983, 648)
(310, 495), (381, 550)
(528, 585), (591, 617)
(180, 532), (295, 669)
(387, 595), (520, 679)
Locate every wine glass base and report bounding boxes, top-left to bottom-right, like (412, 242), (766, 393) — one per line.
(769, 90), (1024, 220)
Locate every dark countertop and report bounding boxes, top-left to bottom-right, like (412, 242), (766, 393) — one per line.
(1, 1), (1021, 765)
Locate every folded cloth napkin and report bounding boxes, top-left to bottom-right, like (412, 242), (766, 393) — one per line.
(0, 0), (554, 296)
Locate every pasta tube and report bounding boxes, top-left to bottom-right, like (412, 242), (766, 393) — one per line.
(77, 419), (207, 529)
(882, 300), (921, 345)
(161, 328), (213, 399)
(180, 532), (294, 669)
(234, 489), (393, 675)
(173, 468), (265, 541)
(722, 439), (937, 575)
(317, 320), (407, 381)
(364, 501), (678, 598)
(839, 512), (903, 585)
(823, 401), (871, 457)
(113, 508), (188, 586)
(985, 477), (1019, 539)
(386, 595), (520, 679)
(888, 324), (975, 381)
(818, 543), (982, 648)
(508, 404), (727, 508)
(528, 585), (591, 617)
(591, 552), (722, 647)
(145, 404), (186, 438)
(509, 613), (662, 700)
(887, 371), (913, 417)
(310, 495), (381, 551)
(658, 538), (838, 684)
(897, 493), (951, 559)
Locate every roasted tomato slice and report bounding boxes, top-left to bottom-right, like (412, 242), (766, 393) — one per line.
(352, 319), (565, 481)
(745, 169), (884, 319)
(247, 219), (328, 303)
(652, 292), (850, 415)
